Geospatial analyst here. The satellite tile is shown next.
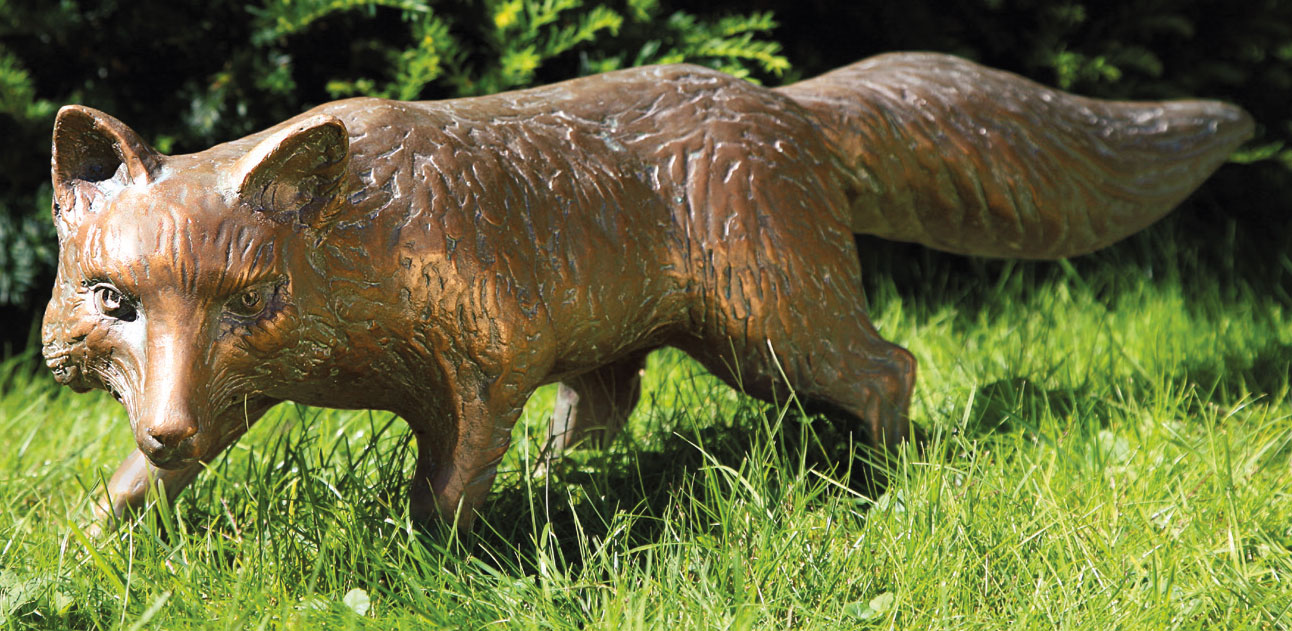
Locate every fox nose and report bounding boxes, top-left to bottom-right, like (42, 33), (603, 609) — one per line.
(146, 420), (196, 448)
(139, 419), (200, 468)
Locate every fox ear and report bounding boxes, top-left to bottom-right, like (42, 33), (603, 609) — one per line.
(51, 105), (162, 224)
(229, 114), (349, 230)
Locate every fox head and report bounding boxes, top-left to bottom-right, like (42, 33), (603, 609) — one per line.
(42, 105), (350, 468)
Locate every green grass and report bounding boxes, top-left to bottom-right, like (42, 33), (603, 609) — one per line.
(2, 221), (1291, 629)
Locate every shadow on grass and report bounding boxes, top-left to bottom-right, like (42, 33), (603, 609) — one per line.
(956, 378), (1109, 441)
(1175, 339), (1292, 406)
(471, 406), (897, 572)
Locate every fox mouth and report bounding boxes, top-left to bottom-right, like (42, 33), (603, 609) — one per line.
(146, 453), (199, 470)
(140, 435), (205, 468)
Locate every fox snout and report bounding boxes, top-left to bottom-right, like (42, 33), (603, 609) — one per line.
(132, 331), (217, 469)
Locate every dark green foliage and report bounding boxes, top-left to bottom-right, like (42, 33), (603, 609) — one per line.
(245, 0), (788, 100)
(0, 0), (292, 333)
(0, 22), (56, 310)
(0, 2), (55, 312)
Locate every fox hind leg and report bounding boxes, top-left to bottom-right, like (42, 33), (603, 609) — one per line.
(544, 350), (650, 459)
(681, 219), (917, 454)
(686, 315), (916, 452)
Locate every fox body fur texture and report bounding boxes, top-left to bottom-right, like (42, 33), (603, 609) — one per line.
(42, 53), (1252, 531)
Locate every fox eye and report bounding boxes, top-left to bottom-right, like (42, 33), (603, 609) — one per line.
(228, 287), (266, 318)
(92, 284), (137, 322)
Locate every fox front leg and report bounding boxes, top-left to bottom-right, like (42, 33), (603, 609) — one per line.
(405, 388), (534, 532)
(89, 448), (206, 535)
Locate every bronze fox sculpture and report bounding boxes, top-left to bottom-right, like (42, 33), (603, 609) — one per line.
(42, 52), (1252, 531)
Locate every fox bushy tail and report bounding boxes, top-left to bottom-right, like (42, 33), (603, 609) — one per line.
(778, 52), (1254, 259)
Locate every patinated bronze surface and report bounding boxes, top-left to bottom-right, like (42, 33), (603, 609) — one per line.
(42, 52), (1252, 532)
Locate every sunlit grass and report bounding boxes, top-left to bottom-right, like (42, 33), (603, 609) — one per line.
(1, 220), (1290, 629)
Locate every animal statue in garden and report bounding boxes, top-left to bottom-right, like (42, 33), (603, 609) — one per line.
(41, 52), (1252, 532)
